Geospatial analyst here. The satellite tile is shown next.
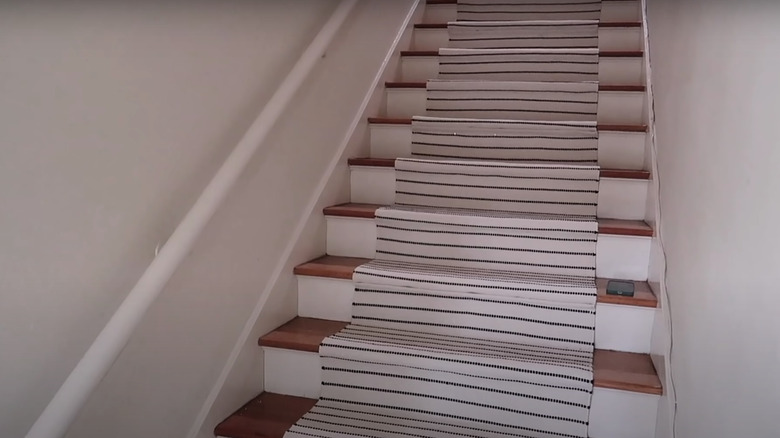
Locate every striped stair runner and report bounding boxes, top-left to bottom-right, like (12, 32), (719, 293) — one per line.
(410, 117), (599, 163)
(456, 0), (603, 22)
(438, 48), (600, 82)
(285, 1), (609, 437)
(392, 159), (600, 216)
(425, 79), (599, 121)
(447, 21), (600, 49)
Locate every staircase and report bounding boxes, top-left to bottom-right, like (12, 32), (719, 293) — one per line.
(216, 1), (662, 437)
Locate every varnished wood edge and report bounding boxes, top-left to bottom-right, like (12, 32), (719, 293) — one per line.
(414, 22), (641, 28)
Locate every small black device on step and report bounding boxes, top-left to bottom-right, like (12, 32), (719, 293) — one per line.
(606, 280), (635, 297)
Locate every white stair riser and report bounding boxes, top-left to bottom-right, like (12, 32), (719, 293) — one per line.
(598, 178), (649, 220)
(401, 55), (644, 85)
(422, 1), (642, 24)
(297, 276), (654, 353)
(262, 347), (658, 438)
(263, 348), (323, 399)
(590, 388), (658, 438)
(370, 123), (647, 170)
(386, 88), (645, 125)
(325, 216), (652, 280)
(413, 27), (643, 52)
(350, 167), (648, 220)
(298, 276), (355, 322)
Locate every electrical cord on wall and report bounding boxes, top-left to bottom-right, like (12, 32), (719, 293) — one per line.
(642, 2), (678, 436)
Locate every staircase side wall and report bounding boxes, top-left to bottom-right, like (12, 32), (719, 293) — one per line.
(0, 2), (339, 437)
(57, 2), (418, 438)
(645, 1), (780, 437)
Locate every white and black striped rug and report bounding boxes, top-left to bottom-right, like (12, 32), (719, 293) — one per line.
(393, 158), (600, 216)
(351, 260), (597, 348)
(438, 48), (599, 82)
(426, 79), (599, 121)
(285, 0), (610, 436)
(287, 201), (598, 437)
(448, 20), (599, 49)
(411, 116), (599, 163)
(375, 204), (597, 278)
(456, 0), (603, 22)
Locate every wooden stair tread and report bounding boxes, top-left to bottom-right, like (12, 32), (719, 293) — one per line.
(400, 50), (644, 58)
(323, 203), (653, 237)
(258, 317), (348, 353)
(214, 392), (316, 438)
(368, 117), (648, 133)
(260, 317), (663, 395)
(600, 168), (651, 179)
(598, 218), (653, 236)
(594, 350), (663, 394)
(415, 22), (641, 29)
(348, 157), (651, 180)
(294, 255), (370, 279)
(385, 81), (645, 92)
(323, 202), (381, 219)
(599, 22), (643, 28)
(295, 255), (657, 308)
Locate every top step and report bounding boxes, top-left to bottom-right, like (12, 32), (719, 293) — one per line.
(423, 0), (642, 24)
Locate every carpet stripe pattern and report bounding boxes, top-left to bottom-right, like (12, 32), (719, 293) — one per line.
(375, 205), (597, 277)
(448, 20), (599, 49)
(285, 1), (609, 437)
(425, 79), (599, 121)
(456, 0), (603, 22)
(411, 116), (599, 163)
(393, 158), (600, 216)
(438, 48), (599, 82)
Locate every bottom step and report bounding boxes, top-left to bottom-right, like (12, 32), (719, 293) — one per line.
(215, 392), (316, 438)
(254, 317), (661, 438)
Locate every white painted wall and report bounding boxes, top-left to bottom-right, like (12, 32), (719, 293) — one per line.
(646, 1), (780, 436)
(0, 1), (416, 437)
(0, 2), (342, 437)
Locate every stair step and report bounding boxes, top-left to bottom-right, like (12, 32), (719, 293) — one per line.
(368, 118), (648, 169)
(402, 50), (644, 57)
(214, 392), (316, 438)
(324, 203), (653, 237)
(348, 159), (649, 220)
(295, 255), (656, 352)
(322, 204), (653, 280)
(412, 25), (642, 52)
(348, 157), (651, 180)
(368, 116), (648, 132)
(423, 0), (642, 24)
(259, 316), (662, 396)
(383, 82), (645, 124)
(385, 81), (646, 93)
(414, 22), (642, 29)
(398, 53), (643, 90)
(295, 255), (657, 308)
